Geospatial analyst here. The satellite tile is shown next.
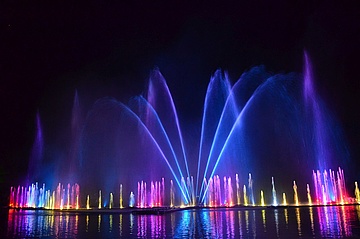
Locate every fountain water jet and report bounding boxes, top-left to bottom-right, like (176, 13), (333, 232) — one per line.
(27, 112), (44, 183)
(272, 177), (278, 206)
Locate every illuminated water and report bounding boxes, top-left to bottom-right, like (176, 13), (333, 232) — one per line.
(12, 53), (351, 210)
(4, 206), (360, 238)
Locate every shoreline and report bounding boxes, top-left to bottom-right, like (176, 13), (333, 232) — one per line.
(6, 203), (360, 215)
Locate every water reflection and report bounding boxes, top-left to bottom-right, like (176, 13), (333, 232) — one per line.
(238, 211), (243, 237)
(137, 215), (146, 237)
(251, 210), (257, 237)
(97, 214), (101, 232)
(309, 207), (315, 236)
(6, 206), (360, 238)
(356, 205), (360, 221)
(261, 209), (266, 232)
(85, 214), (89, 232)
(7, 210), (79, 238)
(295, 207), (301, 236)
(119, 214), (123, 237)
(284, 208), (289, 225)
(318, 206), (356, 237)
(274, 209), (279, 237)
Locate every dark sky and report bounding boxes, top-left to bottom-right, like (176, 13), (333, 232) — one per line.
(1, 1), (360, 203)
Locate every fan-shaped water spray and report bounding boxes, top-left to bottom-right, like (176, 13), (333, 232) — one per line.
(11, 53), (352, 209)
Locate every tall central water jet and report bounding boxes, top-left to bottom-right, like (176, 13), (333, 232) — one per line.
(197, 70), (232, 200)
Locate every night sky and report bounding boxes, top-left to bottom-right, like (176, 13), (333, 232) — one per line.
(1, 2), (359, 205)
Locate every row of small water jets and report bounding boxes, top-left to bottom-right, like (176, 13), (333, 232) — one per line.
(9, 183), (80, 210)
(9, 167), (360, 210)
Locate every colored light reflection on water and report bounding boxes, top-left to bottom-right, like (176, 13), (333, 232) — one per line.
(4, 206), (360, 238)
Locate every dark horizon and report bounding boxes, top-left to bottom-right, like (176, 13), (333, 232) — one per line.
(1, 2), (359, 205)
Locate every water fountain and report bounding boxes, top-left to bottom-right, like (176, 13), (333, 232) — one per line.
(9, 52), (354, 209)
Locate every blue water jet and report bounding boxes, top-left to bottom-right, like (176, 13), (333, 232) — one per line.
(27, 111), (44, 183)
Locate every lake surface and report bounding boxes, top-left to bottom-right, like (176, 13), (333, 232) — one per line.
(3, 205), (360, 238)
